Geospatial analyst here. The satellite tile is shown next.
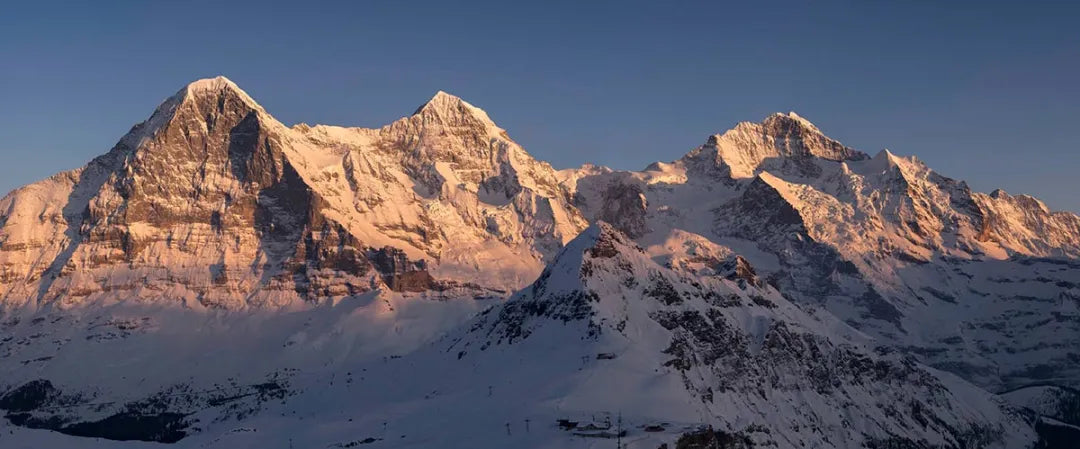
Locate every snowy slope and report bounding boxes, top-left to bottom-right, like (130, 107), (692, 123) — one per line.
(0, 79), (1077, 448)
(441, 223), (1034, 448)
(560, 112), (1080, 393)
(0, 224), (1040, 448)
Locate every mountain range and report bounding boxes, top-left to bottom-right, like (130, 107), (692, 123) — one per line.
(0, 77), (1077, 448)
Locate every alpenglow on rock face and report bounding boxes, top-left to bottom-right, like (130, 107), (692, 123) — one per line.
(0, 77), (586, 309)
(0, 77), (1078, 448)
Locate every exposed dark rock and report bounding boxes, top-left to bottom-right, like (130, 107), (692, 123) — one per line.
(0, 379), (189, 443)
(645, 272), (683, 305)
(675, 427), (753, 449)
(1035, 419), (1080, 449)
(720, 256), (761, 287)
(369, 246), (434, 292)
(0, 379), (59, 413)
(60, 412), (188, 443)
(595, 182), (648, 239)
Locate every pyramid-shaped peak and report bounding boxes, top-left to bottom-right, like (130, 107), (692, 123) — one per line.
(574, 221), (645, 261)
(858, 148), (907, 175)
(186, 75), (240, 92)
(872, 148), (899, 163)
(119, 76), (273, 151)
(177, 76), (262, 110)
(430, 90), (462, 102)
(414, 90), (469, 113)
(524, 221), (644, 299)
(412, 90), (497, 125)
(547, 222), (639, 268)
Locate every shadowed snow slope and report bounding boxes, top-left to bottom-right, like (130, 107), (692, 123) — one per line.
(0, 224), (1037, 448)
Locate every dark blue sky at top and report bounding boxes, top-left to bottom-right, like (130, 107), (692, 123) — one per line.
(2, 1), (1078, 211)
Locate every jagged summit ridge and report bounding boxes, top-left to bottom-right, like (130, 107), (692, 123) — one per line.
(0, 77), (586, 309)
(768, 110), (820, 132)
(0, 79), (1077, 448)
(689, 112), (867, 178)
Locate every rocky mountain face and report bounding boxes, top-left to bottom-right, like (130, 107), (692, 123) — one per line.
(0, 78), (585, 309)
(0, 78), (1077, 448)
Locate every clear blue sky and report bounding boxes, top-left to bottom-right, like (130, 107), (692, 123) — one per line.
(2, 1), (1078, 211)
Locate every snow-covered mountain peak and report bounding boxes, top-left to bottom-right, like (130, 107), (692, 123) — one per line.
(416, 90), (464, 108)
(410, 90), (499, 129)
(185, 75), (244, 96)
(988, 189), (1051, 213)
(175, 76), (266, 114)
(859, 147), (905, 173)
(763, 110), (820, 133)
(988, 188), (1042, 205)
(685, 112), (867, 178)
(119, 76), (279, 153)
(522, 221), (637, 297)
(757, 111), (867, 161)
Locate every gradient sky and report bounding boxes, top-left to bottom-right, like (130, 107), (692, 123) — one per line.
(2, 1), (1078, 211)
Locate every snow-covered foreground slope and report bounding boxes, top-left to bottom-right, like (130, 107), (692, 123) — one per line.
(0, 224), (1040, 448)
(1, 78), (1078, 447)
